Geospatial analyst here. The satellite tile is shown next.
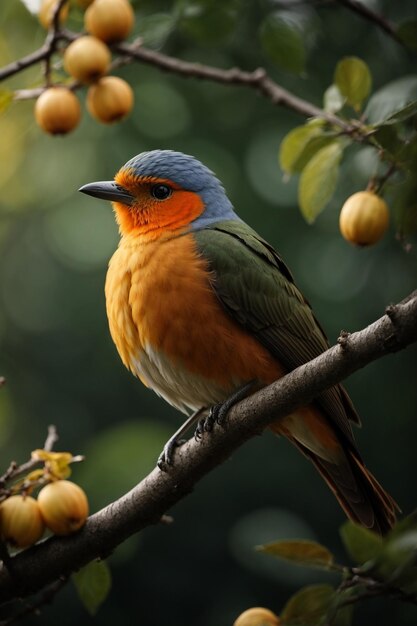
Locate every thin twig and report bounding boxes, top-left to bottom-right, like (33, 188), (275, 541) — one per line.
(43, 0), (70, 85)
(0, 426), (59, 491)
(43, 425), (58, 452)
(334, 0), (402, 43)
(0, 577), (68, 626)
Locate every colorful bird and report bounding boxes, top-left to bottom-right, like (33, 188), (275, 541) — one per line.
(80, 150), (397, 534)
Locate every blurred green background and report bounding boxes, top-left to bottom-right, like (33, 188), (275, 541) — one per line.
(0, 0), (416, 624)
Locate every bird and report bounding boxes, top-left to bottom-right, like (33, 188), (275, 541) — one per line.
(79, 149), (398, 534)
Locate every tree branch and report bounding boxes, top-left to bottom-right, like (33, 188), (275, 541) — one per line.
(2, 28), (355, 132)
(0, 0), (68, 82)
(111, 40), (353, 131)
(0, 291), (415, 603)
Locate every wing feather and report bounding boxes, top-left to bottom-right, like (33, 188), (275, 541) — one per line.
(194, 221), (360, 445)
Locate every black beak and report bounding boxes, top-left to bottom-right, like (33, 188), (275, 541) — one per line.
(79, 181), (135, 206)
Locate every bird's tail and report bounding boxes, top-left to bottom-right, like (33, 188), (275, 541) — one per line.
(271, 410), (399, 535)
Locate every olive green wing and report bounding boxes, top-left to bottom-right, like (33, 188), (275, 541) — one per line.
(194, 220), (359, 444)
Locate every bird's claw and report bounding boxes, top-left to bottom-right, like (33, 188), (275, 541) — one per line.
(194, 382), (256, 440)
(194, 403), (228, 440)
(157, 437), (187, 471)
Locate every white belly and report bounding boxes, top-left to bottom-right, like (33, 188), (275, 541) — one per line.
(131, 343), (236, 414)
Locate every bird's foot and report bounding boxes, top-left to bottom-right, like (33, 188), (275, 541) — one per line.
(194, 381), (256, 439)
(157, 437), (187, 471)
(157, 407), (207, 471)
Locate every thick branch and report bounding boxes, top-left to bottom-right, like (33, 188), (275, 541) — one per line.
(0, 291), (416, 603)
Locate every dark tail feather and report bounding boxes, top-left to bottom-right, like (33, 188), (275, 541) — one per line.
(291, 439), (399, 535)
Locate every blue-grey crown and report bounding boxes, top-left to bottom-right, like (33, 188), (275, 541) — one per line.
(122, 150), (238, 228)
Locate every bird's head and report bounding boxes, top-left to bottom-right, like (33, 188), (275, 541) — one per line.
(79, 150), (237, 237)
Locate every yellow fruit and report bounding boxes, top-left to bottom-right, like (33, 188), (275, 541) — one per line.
(234, 607), (280, 626)
(64, 36), (111, 83)
(87, 76), (133, 123)
(0, 495), (45, 548)
(39, 0), (69, 29)
(38, 480), (89, 535)
(35, 87), (81, 135)
(339, 191), (389, 246)
(84, 0), (134, 42)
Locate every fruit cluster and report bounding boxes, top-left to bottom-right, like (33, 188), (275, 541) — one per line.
(0, 450), (88, 549)
(35, 0), (135, 135)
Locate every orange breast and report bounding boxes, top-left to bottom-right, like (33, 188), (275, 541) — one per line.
(105, 231), (284, 403)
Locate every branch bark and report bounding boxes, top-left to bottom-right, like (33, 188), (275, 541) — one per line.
(0, 291), (416, 604)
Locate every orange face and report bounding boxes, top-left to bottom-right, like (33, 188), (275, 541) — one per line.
(113, 168), (205, 238)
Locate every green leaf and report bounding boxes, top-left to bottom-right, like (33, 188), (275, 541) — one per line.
(0, 89), (12, 115)
(281, 584), (334, 625)
(371, 124), (403, 157)
(279, 122), (330, 175)
(384, 100), (417, 124)
(260, 12), (306, 74)
(257, 539), (334, 569)
(374, 530), (417, 587)
(324, 84), (345, 113)
(328, 589), (354, 626)
(73, 560), (112, 616)
(334, 57), (372, 110)
(340, 522), (383, 564)
(298, 142), (344, 223)
(365, 75), (417, 124)
(136, 13), (175, 48)
(397, 19), (417, 51)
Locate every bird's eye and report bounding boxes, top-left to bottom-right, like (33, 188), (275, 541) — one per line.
(151, 184), (172, 201)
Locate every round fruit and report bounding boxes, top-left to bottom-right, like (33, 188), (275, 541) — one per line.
(64, 36), (111, 84)
(0, 495), (44, 548)
(39, 0), (69, 29)
(234, 607), (280, 626)
(339, 191), (389, 246)
(34, 87), (81, 135)
(84, 0), (134, 43)
(38, 480), (89, 535)
(86, 76), (133, 123)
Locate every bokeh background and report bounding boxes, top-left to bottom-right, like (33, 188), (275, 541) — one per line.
(0, 0), (416, 624)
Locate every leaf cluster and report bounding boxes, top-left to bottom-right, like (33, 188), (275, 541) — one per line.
(257, 513), (417, 625)
(279, 57), (417, 233)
